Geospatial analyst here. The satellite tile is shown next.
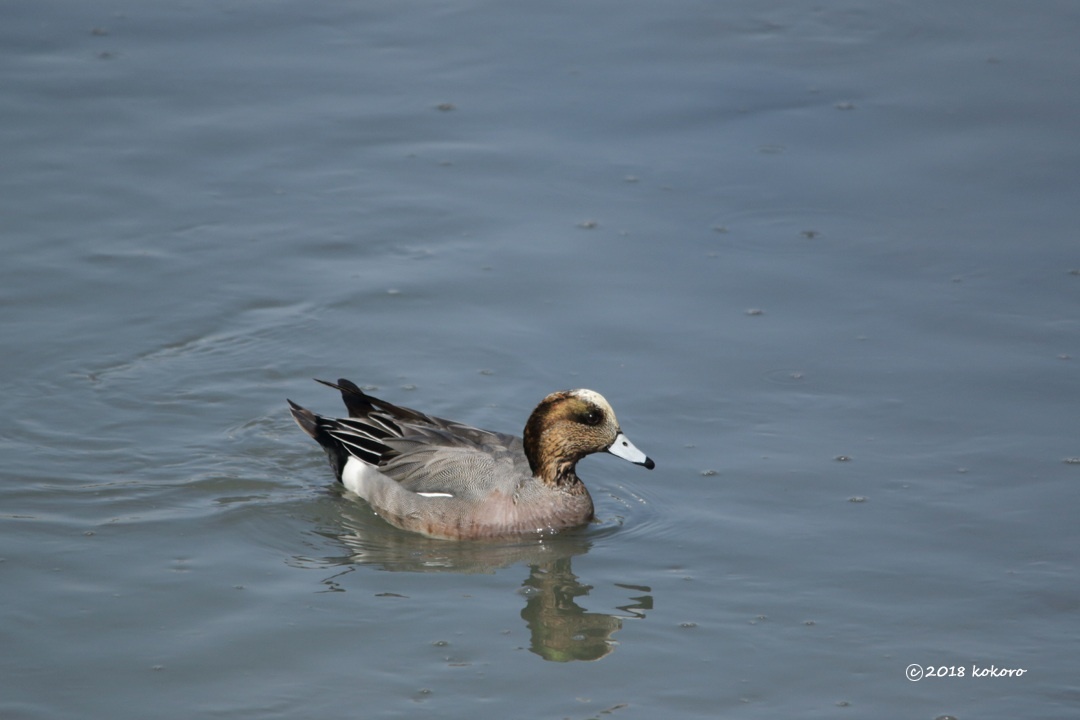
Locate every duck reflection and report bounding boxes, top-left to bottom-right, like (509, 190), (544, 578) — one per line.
(519, 558), (652, 661)
(300, 505), (654, 662)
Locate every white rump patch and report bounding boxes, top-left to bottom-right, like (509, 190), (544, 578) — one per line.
(341, 456), (378, 496)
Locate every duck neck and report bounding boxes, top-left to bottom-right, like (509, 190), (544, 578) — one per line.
(523, 431), (585, 488)
(538, 456), (584, 488)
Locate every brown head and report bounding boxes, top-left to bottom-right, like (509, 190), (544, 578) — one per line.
(522, 389), (654, 486)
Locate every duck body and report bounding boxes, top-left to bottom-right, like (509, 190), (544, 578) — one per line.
(288, 378), (654, 540)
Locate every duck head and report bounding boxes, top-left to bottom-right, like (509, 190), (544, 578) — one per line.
(522, 389), (654, 486)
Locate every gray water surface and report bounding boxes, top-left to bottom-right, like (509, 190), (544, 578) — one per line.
(3, 1), (1078, 718)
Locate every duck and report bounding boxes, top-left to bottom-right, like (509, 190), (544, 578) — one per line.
(288, 378), (654, 540)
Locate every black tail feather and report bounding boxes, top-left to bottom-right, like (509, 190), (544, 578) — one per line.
(291, 379), (436, 482)
(314, 378), (432, 425)
(287, 399), (350, 480)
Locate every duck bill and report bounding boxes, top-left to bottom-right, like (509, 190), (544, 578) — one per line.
(608, 432), (656, 470)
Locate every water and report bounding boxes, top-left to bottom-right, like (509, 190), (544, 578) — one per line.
(3, 1), (1078, 718)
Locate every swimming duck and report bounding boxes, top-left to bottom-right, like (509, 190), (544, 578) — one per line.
(288, 378), (654, 540)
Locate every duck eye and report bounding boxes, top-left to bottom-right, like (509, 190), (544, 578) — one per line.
(582, 409), (603, 426)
